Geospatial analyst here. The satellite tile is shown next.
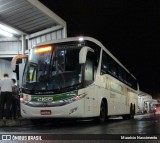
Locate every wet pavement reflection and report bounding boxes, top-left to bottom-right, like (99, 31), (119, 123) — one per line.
(0, 113), (159, 134)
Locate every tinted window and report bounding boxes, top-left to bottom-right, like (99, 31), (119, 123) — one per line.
(101, 50), (137, 90)
(101, 52), (109, 74)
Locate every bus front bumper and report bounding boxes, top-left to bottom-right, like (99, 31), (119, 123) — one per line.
(20, 100), (84, 118)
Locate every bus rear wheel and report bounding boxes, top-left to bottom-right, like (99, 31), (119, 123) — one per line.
(129, 104), (135, 119)
(97, 100), (107, 123)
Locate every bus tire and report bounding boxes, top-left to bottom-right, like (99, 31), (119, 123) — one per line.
(129, 104), (135, 119)
(133, 104), (135, 114)
(122, 115), (128, 120)
(97, 100), (107, 123)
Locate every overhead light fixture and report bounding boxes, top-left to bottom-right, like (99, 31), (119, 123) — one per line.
(0, 24), (17, 34)
(0, 23), (20, 37)
(0, 29), (13, 37)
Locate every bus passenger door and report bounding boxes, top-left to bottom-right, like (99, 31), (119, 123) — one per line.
(84, 54), (97, 117)
(85, 86), (97, 117)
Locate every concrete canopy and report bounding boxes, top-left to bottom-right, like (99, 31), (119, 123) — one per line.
(0, 0), (67, 38)
(0, 0), (67, 82)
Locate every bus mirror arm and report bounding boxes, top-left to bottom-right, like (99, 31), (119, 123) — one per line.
(79, 46), (94, 64)
(11, 54), (27, 71)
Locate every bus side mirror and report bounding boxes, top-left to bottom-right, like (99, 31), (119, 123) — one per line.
(79, 46), (94, 64)
(11, 54), (27, 71)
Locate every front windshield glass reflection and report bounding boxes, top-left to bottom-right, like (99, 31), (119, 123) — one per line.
(23, 43), (82, 93)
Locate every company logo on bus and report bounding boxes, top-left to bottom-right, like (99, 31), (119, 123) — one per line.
(32, 97), (53, 102)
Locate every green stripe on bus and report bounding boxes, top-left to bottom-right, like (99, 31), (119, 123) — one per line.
(31, 90), (78, 102)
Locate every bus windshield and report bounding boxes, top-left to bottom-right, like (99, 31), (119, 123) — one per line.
(22, 43), (83, 94)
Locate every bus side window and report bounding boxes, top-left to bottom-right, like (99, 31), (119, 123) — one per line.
(101, 51), (109, 74)
(108, 59), (113, 74)
(109, 60), (117, 78)
(111, 63), (117, 77)
(118, 66), (123, 81)
(123, 71), (127, 84)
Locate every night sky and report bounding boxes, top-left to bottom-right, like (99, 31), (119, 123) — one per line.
(39, 0), (160, 98)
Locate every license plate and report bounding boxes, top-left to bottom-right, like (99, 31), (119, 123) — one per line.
(40, 110), (51, 115)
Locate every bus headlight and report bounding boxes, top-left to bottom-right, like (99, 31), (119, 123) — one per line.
(20, 98), (24, 103)
(64, 93), (87, 103)
(23, 94), (31, 102)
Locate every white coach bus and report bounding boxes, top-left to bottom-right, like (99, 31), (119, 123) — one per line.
(12, 37), (138, 122)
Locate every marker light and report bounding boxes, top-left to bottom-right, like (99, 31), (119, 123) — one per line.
(20, 98), (24, 103)
(75, 96), (81, 100)
(0, 29), (13, 37)
(78, 37), (84, 41)
(0, 24), (18, 34)
(34, 46), (52, 54)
